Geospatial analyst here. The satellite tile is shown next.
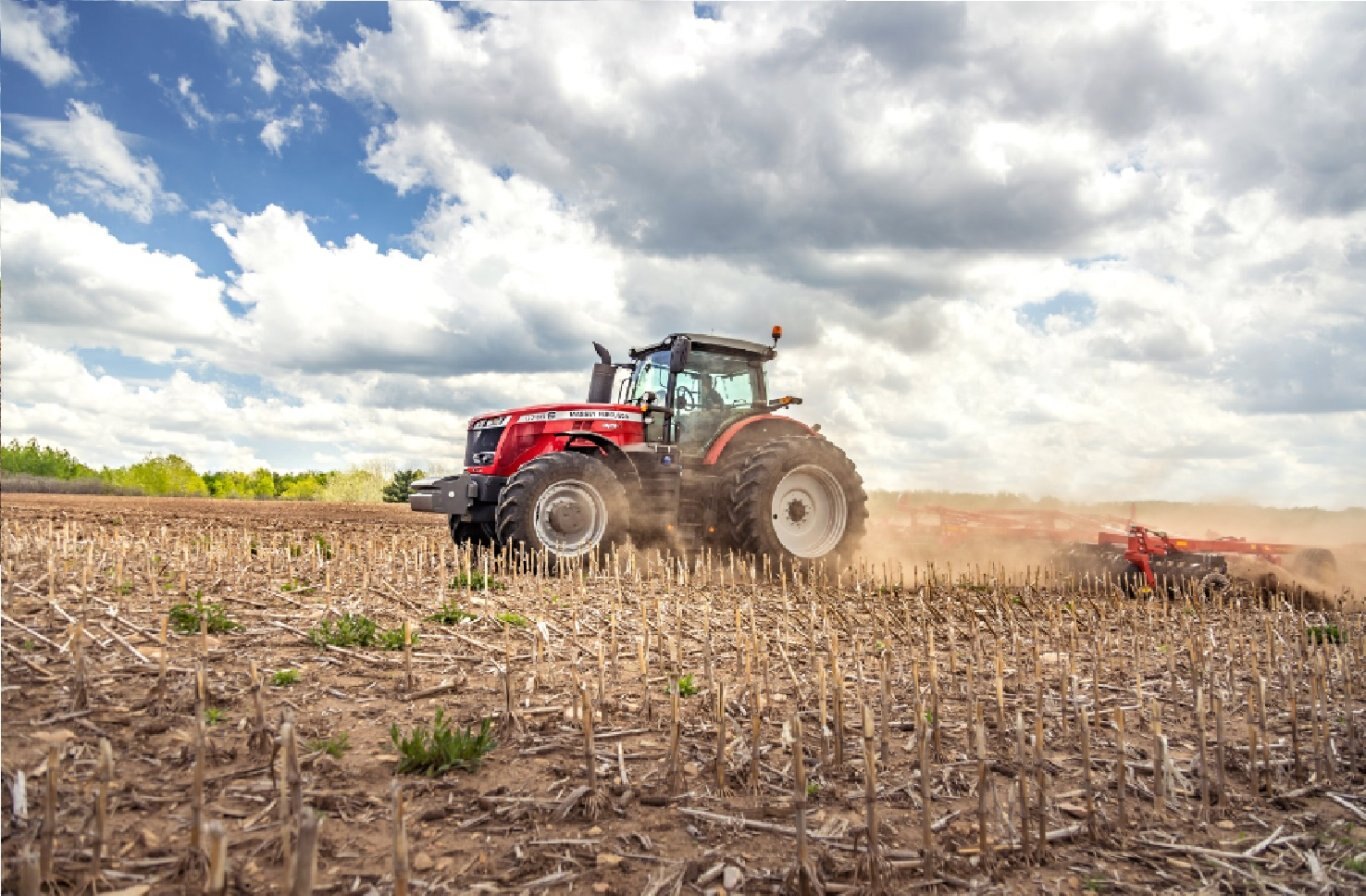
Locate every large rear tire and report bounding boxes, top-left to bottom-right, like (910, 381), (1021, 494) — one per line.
(727, 435), (867, 563)
(495, 452), (629, 564)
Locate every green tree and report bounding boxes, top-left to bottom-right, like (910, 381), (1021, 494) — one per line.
(1, 439), (96, 479)
(280, 475), (326, 500)
(318, 468), (385, 503)
(383, 469), (425, 503)
(104, 455), (209, 496)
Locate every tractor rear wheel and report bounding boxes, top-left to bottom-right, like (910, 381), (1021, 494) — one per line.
(727, 435), (866, 562)
(496, 452), (629, 565)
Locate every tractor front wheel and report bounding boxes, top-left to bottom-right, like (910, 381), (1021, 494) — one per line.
(449, 516), (496, 547)
(728, 435), (867, 563)
(496, 452), (629, 565)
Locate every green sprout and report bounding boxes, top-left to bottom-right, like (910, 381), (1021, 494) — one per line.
(667, 674), (700, 697)
(306, 732), (351, 758)
(390, 711), (496, 776)
(168, 598), (241, 635)
(428, 602), (477, 625)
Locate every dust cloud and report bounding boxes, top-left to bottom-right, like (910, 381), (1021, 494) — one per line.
(858, 493), (1366, 604)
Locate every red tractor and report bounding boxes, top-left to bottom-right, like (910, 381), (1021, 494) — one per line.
(411, 328), (867, 565)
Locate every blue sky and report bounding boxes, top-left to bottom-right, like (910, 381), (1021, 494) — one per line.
(2, 1), (1364, 507)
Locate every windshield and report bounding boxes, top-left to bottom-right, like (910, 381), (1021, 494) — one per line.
(627, 351), (671, 404)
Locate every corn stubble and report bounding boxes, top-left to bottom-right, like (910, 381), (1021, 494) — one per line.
(1, 500), (1362, 894)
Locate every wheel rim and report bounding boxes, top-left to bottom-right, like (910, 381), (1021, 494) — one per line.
(770, 464), (848, 558)
(533, 479), (608, 557)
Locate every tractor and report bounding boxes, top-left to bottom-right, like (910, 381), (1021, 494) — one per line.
(410, 328), (867, 565)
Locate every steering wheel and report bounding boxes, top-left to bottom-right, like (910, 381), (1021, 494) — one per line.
(674, 387), (698, 412)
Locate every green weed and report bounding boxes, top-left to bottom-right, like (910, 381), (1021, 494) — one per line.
(495, 611), (529, 628)
(309, 613), (378, 649)
(1307, 624), (1344, 645)
(271, 669), (300, 687)
(449, 571), (504, 591)
(306, 732), (351, 758)
(390, 711), (495, 776)
(428, 602), (477, 625)
(379, 627), (418, 651)
(313, 534), (333, 560)
(168, 598), (241, 635)
(667, 673), (699, 697)
(204, 707), (224, 725)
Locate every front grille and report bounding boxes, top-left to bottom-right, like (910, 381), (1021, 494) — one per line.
(465, 426), (505, 467)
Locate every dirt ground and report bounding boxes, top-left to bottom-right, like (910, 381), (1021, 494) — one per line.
(2, 494), (1364, 894)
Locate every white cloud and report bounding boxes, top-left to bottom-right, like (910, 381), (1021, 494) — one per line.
(10, 101), (182, 222)
(177, 75), (212, 128)
(0, 334), (490, 474)
(254, 51), (280, 93)
(185, 0), (322, 49)
(0, 0), (78, 86)
(256, 102), (322, 155)
(0, 199), (238, 362)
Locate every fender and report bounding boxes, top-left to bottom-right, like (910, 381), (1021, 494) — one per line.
(554, 430), (640, 487)
(703, 415), (814, 466)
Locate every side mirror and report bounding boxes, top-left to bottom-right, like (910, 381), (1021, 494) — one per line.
(668, 336), (691, 374)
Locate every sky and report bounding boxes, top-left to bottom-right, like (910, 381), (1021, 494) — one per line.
(1, 1), (1364, 508)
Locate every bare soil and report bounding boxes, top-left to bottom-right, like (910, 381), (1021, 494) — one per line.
(2, 494), (1364, 894)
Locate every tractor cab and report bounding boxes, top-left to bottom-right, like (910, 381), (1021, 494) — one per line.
(623, 333), (775, 452)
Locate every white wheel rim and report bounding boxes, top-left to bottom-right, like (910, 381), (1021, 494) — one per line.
(770, 464), (848, 558)
(533, 479), (607, 557)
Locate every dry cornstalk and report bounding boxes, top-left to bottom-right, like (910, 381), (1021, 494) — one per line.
(1033, 691), (1047, 860)
(583, 687), (599, 789)
(975, 702), (993, 870)
(403, 620), (414, 692)
(205, 820), (227, 895)
(1079, 706), (1096, 840)
(1214, 693), (1227, 809)
(831, 643), (845, 769)
(279, 720), (299, 881)
(191, 720), (206, 853)
(714, 682), (727, 792)
(789, 713), (819, 895)
(392, 783), (409, 896)
(41, 745), (58, 885)
(862, 705), (884, 893)
(91, 737), (114, 878)
(290, 809), (322, 896)
(1114, 707), (1127, 833)
(749, 684), (763, 795)
(71, 620), (88, 711)
(18, 849), (40, 896)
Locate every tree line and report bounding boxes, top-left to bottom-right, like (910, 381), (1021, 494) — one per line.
(0, 439), (424, 503)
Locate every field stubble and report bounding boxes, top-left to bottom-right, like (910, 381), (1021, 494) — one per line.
(1, 494), (1364, 894)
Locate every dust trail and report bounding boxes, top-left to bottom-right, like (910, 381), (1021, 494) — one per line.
(857, 494), (1366, 607)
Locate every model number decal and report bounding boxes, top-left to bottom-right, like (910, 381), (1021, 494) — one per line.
(516, 409), (643, 424)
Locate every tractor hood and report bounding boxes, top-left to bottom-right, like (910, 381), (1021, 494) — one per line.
(469, 403), (644, 428)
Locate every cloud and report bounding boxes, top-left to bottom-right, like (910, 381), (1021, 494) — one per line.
(213, 167), (628, 377)
(0, 199), (238, 362)
(185, 0), (323, 49)
(9, 100), (182, 221)
(0, 0), (78, 85)
(257, 102), (322, 155)
(254, 51), (280, 93)
(0, 334), (487, 474)
(148, 73), (219, 130)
